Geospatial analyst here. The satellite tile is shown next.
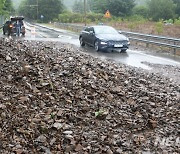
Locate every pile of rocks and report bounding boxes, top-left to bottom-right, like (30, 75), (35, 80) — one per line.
(0, 39), (179, 153)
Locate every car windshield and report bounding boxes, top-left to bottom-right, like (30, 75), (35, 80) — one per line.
(94, 26), (118, 35)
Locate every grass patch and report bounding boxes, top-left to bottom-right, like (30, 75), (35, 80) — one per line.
(174, 18), (180, 25)
(155, 22), (164, 34)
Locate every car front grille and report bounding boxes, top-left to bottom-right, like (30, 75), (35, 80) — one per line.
(109, 40), (128, 45)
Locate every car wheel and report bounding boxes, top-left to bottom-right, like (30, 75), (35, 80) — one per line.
(80, 37), (85, 47)
(94, 40), (99, 51)
(3, 29), (6, 35)
(121, 49), (127, 52)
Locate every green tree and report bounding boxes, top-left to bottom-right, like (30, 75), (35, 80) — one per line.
(147, 0), (176, 21)
(133, 5), (148, 18)
(0, 0), (6, 14)
(72, 0), (84, 13)
(89, 0), (135, 17)
(107, 0), (135, 17)
(89, 0), (108, 14)
(38, 0), (63, 22)
(19, 0), (64, 22)
(172, 0), (180, 16)
(19, 0), (37, 20)
(3, 0), (14, 15)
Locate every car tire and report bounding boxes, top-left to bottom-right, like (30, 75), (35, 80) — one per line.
(94, 40), (99, 51)
(80, 37), (85, 47)
(3, 29), (6, 35)
(121, 49), (127, 52)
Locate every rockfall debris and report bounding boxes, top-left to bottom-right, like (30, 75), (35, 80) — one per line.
(0, 39), (179, 153)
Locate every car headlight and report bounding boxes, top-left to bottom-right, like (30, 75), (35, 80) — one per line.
(100, 41), (108, 45)
(126, 38), (130, 45)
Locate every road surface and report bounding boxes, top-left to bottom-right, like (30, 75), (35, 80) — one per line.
(2, 22), (180, 71)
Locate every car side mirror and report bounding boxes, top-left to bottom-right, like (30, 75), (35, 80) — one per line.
(118, 31), (122, 34)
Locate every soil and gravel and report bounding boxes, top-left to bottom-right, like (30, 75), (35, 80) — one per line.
(111, 22), (180, 38)
(0, 38), (179, 153)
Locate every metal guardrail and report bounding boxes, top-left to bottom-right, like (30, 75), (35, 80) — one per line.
(54, 22), (83, 32)
(53, 23), (180, 54)
(120, 31), (180, 54)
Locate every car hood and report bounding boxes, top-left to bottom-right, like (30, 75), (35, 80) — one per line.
(96, 34), (127, 41)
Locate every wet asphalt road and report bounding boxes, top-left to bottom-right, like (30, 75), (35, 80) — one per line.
(5, 22), (180, 70)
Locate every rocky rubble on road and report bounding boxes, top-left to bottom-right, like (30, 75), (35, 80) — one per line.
(0, 38), (179, 153)
(142, 61), (180, 85)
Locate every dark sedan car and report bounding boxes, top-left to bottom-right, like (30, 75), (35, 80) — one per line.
(79, 25), (130, 52)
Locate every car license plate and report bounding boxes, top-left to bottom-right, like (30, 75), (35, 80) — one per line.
(114, 44), (123, 47)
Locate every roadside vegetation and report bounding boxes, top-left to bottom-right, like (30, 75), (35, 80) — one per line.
(56, 0), (180, 37)
(18, 0), (180, 37)
(0, 0), (14, 20)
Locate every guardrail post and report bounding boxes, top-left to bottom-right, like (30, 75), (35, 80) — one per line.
(174, 41), (176, 55)
(145, 36), (149, 48)
(146, 43), (149, 48)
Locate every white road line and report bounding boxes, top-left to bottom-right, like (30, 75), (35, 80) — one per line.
(58, 35), (72, 39)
